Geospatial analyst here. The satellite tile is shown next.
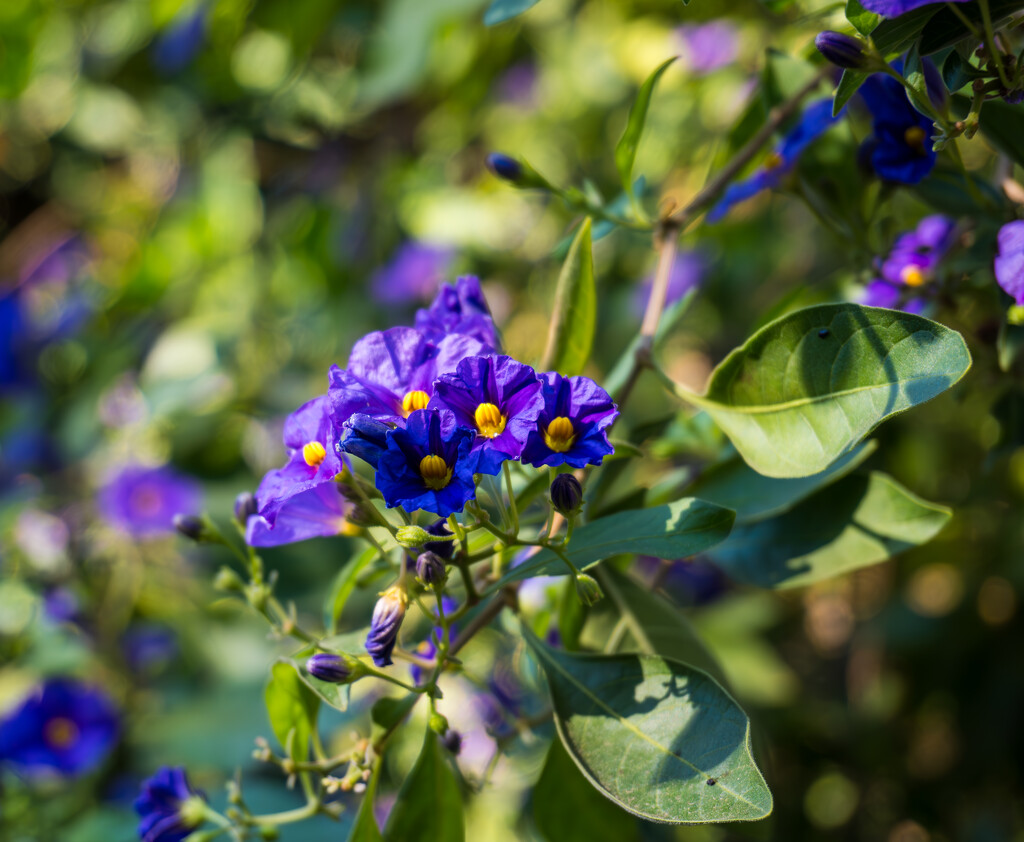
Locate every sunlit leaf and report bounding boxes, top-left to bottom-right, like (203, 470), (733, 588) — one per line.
(383, 729), (464, 842)
(264, 661), (319, 762)
(348, 762), (385, 842)
(846, 0), (881, 35)
(541, 218), (596, 377)
(615, 57), (677, 200)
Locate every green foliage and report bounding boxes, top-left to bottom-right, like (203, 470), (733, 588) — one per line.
(846, 0), (881, 36)
(383, 730), (464, 842)
(541, 218), (596, 377)
(348, 764), (386, 842)
(615, 58), (677, 205)
(483, 0), (542, 25)
(265, 661), (320, 761)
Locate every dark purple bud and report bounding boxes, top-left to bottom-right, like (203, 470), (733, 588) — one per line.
(306, 653), (353, 683)
(424, 519), (455, 560)
(365, 586), (408, 667)
(173, 514), (205, 541)
(486, 153), (523, 182)
(234, 491), (257, 524)
(415, 551), (447, 586)
(340, 414), (393, 470)
(814, 31), (869, 69)
(550, 474), (583, 516)
(441, 729), (462, 755)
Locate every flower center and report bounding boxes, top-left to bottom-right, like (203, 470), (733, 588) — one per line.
(131, 485), (163, 517)
(401, 390), (430, 416)
(44, 717), (79, 749)
(763, 151), (784, 171)
(302, 441), (327, 467)
(419, 454), (452, 490)
(904, 126), (927, 154)
(473, 402), (506, 438)
(543, 416), (576, 452)
(900, 265), (927, 287)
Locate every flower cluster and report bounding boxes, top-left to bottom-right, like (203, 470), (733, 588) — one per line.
(861, 215), (957, 312)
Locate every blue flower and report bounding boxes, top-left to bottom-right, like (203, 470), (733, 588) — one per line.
(151, 7), (207, 74)
(370, 242), (454, 305)
(520, 372), (618, 469)
(366, 585), (409, 667)
(414, 276), (502, 350)
(707, 99), (842, 222)
(859, 63), (939, 184)
(98, 465), (202, 538)
(860, 0), (967, 17)
(0, 679), (119, 777)
(429, 354), (546, 475)
(860, 214), (955, 311)
(339, 414), (394, 469)
(375, 409), (478, 517)
(134, 766), (207, 842)
(995, 220), (1024, 305)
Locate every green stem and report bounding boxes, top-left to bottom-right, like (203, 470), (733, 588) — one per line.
(503, 462), (520, 536)
(978, 0), (1012, 89)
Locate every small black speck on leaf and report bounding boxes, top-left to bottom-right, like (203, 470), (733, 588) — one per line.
(706, 778), (717, 786)
(818, 329), (830, 338)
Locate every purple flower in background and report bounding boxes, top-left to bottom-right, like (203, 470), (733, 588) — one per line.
(44, 588), (80, 624)
(633, 556), (728, 606)
(707, 99), (842, 222)
(371, 242), (455, 305)
(861, 214), (956, 311)
(995, 220), (1024, 305)
(495, 61), (539, 105)
(415, 276), (502, 350)
(99, 465), (202, 538)
(429, 354), (545, 475)
(521, 373), (618, 469)
(676, 21), (738, 74)
(860, 0), (967, 17)
(122, 625), (178, 676)
(135, 766), (207, 842)
(246, 481), (353, 546)
(632, 250), (706, 317)
(151, 6), (206, 74)
(329, 327), (489, 427)
(0, 679), (119, 777)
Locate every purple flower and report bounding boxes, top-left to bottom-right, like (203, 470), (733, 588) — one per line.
(860, 214), (955, 311)
(253, 395), (343, 529)
(151, 7), (206, 74)
(375, 409), (479, 517)
(99, 465), (202, 538)
(676, 21), (738, 75)
(339, 414), (393, 469)
(366, 585), (409, 667)
(134, 766), (207, 842)
(429, 355), (545, 474)
(44, 587), (80, 624)
(520, 373), (618, 469)
(632, 250), (706, 317)
(860, 0), (967, 17)
(414, 276), (502, 350)
(995, 220), (1024, 305)
(0, 679), (119, 777)
(495, 61), (538, 105)
(246, 482), (352, 546)
(122, 625), (178, 676)
(329, 327), (489, 428)
(370, 242), (454, 305)
(707, 99), (842, 222)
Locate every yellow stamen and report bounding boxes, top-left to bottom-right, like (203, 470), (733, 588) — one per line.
(763, 151), (784, 171)
(543, 416), (576, 453)
(900, 265), (927, 287)
(474, 402), (506, 438)
(401, 390), (430, 416)
(904, 126), (927, 153)
(419, 454), (452, 490)
(45, 717), (79, 749)
(302, 441), (327, 468)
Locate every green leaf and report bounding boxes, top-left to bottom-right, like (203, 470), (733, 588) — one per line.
(597, 565), (727, 688)
(846, 0), (881, 35)
(832, 69), (870, 116)
(289, 658), (350, 713)
(918, 0), (1024, 54)
(614, 58), (677, 199)
(902, 42), (934, 117)
(490, 498), (735, 590)
(910, 166), (1005, 215)
(871, 5), (942, 56)
(557, 575), (587, 651)
(522, 626), (773, 824)
(976, 97), (1024, 169)
(672, 304), (972, 478)
(370, 693), (420, 745)
(706, 471), (952, 588)
(685, 440), (876, 524)
(941, 50), (971, 93)
(348, 762), (385, 842)
(483, 0), (541, 25)
(264, 661), (319, 761)
(325, 546), (378, 633)
(384, 729), (464, 842)
(541, 218), (596, 376)
(533, 739), (640, 842)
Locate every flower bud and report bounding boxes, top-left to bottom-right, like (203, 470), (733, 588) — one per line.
(234, 492), (257, 524)
(424, 519), (456, 560)
(429, 712), (449, 734)
(486, 153), (523, 182)
(340, 414), (393, 470)
(814, 31), (870, 69)
(213, 566), (246, 593)
(575, 573), (603, 607)
(306, 653), (358, 684)
(550, 474), (583, 516)
(173, 514), (206, 542)
(442, 729), (462, 755)
(365, 585), (409, 667)
(396, 525), (434, 548)
(415, 551), (447, 586)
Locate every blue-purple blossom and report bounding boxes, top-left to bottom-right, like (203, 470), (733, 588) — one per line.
(423, 519), (456, 560)
(306, 653), (352, 683)
(134, 766), (207, 842)
(366, 585), (409, 667)
(122, 625), (178, 677)
(246, 481), (352, 547)
(860, 214), (956, 311)
(495, 61), (538, 105)
(707, 99), (842, 222)
(521, 373), (618, 469)
(676, 21), (738, 74)
(151, 7), (207, 74)
(370, 242), (454, 304)
(99, 465), (202, 538)
(414, 276), (502, 350)
(995, 220), (1024, 305)
(0, 679), (119, 777)
(329, 327), (489, 427)
(339, 414), (393, 469)
(375, 409), (478, 517)
(429, 355), (545, 474)
(633, 251), (706, 317)
(860, 0), (967, 17)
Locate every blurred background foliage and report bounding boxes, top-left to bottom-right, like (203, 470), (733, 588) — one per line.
(1, 0), (1023, 840)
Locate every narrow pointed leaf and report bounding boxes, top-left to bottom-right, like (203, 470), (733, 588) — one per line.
(832, 69), (869, 117)
(615, 58), (676, 197)
(287, 658), (350, 713)
(384, 729), (464, 842)
(522, 626), (773, 824)
(672, 304), (971, 478)
(326, 546), (377, 633)
(348, 762), (385, 842)
(264, 661), (319, 762)
(541, 218), (596, 376)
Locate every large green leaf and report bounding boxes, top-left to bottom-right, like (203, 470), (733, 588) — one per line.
(348, 762), (385, 842)
(483, 0), (541, 25)
(264, 661), (319, 761)
(706, 471), (951, 588)
(846, 0), (881, 35)
(523, 626), (773, 824)
(672, 304), (971, 478)
(918, 0), (1024, 53)
(615, 58), (676, 200)
(384, 729), (464, 842)
(871, 5), (941, 56)
(976, 98), (1024, 169)
(490, 498), (735, 590)
(684, 440), (876, 524)
(541, 218), (596, 376)
(533, 739), (639, 842)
